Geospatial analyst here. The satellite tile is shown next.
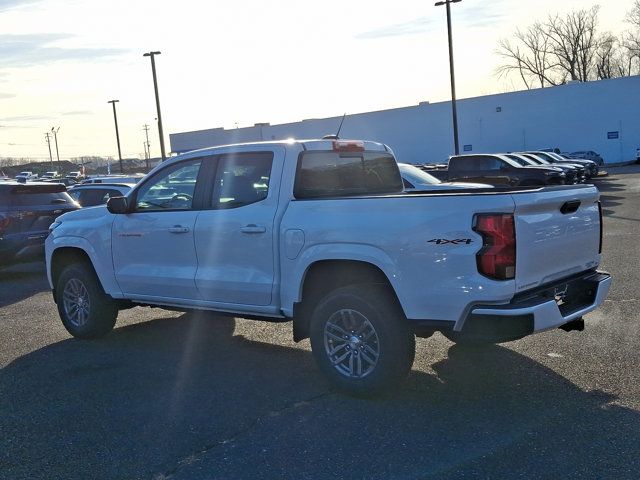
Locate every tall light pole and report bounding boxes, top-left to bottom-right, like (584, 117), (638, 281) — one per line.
(51, 127), (60, 165)
(143, 51), (166, 161)
(435, 0), (461, 155)
(108, 99), (124, 173)
(44, 133), (53, 169)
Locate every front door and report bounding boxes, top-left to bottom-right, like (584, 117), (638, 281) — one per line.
(112, 158), (205, 300)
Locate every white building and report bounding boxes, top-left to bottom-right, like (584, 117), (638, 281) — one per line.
(170, 75), (640, 165)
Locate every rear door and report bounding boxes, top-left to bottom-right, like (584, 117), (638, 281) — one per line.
(512, 185), (601, 292)
(193, 148), (283, 306)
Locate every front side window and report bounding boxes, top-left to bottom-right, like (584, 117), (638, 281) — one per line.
(211, 152), (273, 209)
(135, 159), (202, 211)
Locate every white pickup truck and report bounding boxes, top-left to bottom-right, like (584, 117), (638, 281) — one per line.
(46, 139), (611, 395)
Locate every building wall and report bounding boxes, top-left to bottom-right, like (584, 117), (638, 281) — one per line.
(170, 75), (640, 165)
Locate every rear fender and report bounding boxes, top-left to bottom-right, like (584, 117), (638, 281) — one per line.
(281, 243), (403, 317)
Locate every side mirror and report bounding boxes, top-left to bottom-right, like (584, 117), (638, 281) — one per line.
(107, 196), (129, 214)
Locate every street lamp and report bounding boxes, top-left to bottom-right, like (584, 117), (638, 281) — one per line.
(143, 51), (166, 161)
(51, 127), (60, 164)
(108, 99), (124, 173)
(435, 0), (461, 155)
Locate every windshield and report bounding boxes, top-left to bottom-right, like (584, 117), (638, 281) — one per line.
(530, 152), (555, 162)
(523, 154), (549, 165)
(398, 164), (441, 185)
(505, 154), (531, 166)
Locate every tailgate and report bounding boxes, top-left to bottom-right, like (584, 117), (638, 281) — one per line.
(512, 185), (601, 292)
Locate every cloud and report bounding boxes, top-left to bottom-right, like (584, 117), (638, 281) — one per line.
(0, 114), (55, 122)
(0, 33), (128, 67)
(456, 3), (507, 28)
(0, 0), (39, 12)
(356, 2), (508, 40)
(356, 17), (434, 39)
(62, 110), (93, 116)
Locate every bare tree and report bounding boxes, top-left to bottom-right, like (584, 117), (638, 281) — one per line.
(545, 6), (600, 82)
(496, 5), (625, 88)
(496, 23), (561, 88)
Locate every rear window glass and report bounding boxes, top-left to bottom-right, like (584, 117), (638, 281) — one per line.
(4, 185), (72, 207)
(294, 151), (403, 199)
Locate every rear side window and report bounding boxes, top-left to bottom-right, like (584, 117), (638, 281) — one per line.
(294, 151), (402, 199)
(211, 152), (273, 209)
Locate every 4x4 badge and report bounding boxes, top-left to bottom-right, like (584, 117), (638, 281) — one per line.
(428, 239), (473, 245)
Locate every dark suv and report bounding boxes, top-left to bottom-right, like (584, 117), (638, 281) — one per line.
(0, 182), (79, 267)
(446, 154), (566, 187)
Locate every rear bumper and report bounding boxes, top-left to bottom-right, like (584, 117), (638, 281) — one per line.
(457, 270), (611, 341)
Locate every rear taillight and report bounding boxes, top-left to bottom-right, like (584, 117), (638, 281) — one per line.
(598, 201), (603, 254)
(474, 213), (516, 280)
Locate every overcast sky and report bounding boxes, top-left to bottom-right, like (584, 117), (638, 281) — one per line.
(0, 0), (634, 160)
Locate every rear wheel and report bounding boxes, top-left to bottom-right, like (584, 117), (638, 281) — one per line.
(56, 263), (118, 339)
(309, 285), (415, 396)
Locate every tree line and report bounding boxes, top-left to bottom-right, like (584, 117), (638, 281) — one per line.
(497, 2), (640, 88)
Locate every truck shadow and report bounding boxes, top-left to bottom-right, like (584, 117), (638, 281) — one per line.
(1, 314), (638, 480)
(0, 261), (49, 307)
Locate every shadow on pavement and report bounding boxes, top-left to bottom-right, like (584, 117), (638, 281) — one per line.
(0, 261), (49, 307)
(1, 313), (639, 479)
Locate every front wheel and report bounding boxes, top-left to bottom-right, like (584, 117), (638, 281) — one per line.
(309, 285), (415, 396)
(56, 263), (118, 339)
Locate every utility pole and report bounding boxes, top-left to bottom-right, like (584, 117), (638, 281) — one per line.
(44, 133), (53, 168)
(143, 123), (151, 171)
(435, 0), (461, 155)
(108, 99), (124, 173)
(143, 51), (166, 161)
(51, 127), (60, 166)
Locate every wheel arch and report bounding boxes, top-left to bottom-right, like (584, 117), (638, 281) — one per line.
(292, 259), (404, 342)
(49, 244), (121, 303)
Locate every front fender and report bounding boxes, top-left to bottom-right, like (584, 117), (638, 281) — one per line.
(46, 235), (123, 298)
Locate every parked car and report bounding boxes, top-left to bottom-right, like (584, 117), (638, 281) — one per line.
(423, 154), (566, 187)
(81, 174), (145, 184)
(0, 182), (79, 267)
(398, 163), (491, 190)
(518, 153), (587, 183)
(15, 171), (38, 181)
(568, 150), (604, 166)
(41, 178), (78, 187)
(41, 171), (60, 179)
(67, 183), (134, 207)
(46, 138), (610, 395)
(65, 171), (84, 181)
(504, 153), (579, 185)
(525, 151), (597, 178)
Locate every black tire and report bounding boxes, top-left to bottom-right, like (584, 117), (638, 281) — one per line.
(56, 263), (118, 339)
(309, 284), (415, 396)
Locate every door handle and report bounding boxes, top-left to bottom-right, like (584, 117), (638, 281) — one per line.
(240, 224), (266, 234)
(168, 225), (190, 234)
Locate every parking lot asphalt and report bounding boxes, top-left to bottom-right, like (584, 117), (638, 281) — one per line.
(1, 168), (639, 480)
